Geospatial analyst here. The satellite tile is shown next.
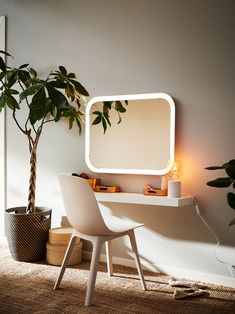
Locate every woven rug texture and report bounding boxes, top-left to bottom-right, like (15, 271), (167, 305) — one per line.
(0, 248), (235, 314)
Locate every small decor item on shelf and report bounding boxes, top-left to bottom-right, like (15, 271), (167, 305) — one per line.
(95, 185), (120, 193)
(168, 160), (183, 198)
(161, 175), (168, 190)
(168, 181), (181, 198)
(143, 184), (167, 196)
(46, 227), (82, 266)
(86, 178), (100, 190)
(72, 172), (100, 190)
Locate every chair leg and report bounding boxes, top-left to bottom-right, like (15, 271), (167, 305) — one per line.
(54, 234), (77, 290)
(128, 230), (146, 291)
(85, 237), (103, 307)
(105, 240), (113, 276)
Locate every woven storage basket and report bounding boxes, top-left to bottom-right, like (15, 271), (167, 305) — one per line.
(48, 227), (80, 246)
(46, 241), (82, 266)
(46, 227), (82, 266)
(5, 206), (52, 262)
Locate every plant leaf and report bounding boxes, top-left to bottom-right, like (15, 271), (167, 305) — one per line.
(19, 64), (29, 69)
(102, 116), (107, 133)
(6, 70), (18, 88)
(75, 116), (82, 134)
(205, 166), (225, 170)
(0, 56), (6, 72)
(47, 85), (69, 109)
(59, 66), (67, 76)
(0, 95), (6, 111)
(206, 177), (232, 188)
(92, 114), (102, 125)
(103, 104), (109, 118)
(5, 93), (20, 110)
(92, 111), (102, 115)
(227, 192), (235, 210)
(70, 79), (89, 96)
(104, 114), (111, 127)
(103, 101), (112, 109)
(29, 67), (37, 78)
(76, 99), (81, 109)
(114, 101), (126, 113)
(223, 159), (235, 168)
(0, 72), (5, 81)
(69, 115), (75, 129)
(20, 85), (41, 102)
(29, 87), (47, 124)
(8, 89), (19, 95)
(228, 218), (235, 226)
(0, 50), (12, 57)
(117, 111), (122, 124)
(225, 161), (235, 179)
(47, 80), (67, 89)
(67, 72), (76, 78)
(18, 70), (31, 86)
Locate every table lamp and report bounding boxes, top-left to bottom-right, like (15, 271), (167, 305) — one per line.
(168, 160), (183, 197)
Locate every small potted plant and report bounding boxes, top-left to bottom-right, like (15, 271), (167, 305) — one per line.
(206, 159), (235, 226)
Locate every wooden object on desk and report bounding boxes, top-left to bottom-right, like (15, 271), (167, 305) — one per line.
(86, 178), (100, 190)
(72, 173), (100, 190)
(143, 184), (168, 196)
(95, 185), (120, 193)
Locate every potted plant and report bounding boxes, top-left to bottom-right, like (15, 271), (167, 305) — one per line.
(0, 50), (91, 261)
(0, 50), (127, 262)
(206, 159), (235, 226)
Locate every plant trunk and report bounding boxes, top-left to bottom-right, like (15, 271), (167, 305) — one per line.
(26, 130), (41, 214)
(27, 143), (37, 213)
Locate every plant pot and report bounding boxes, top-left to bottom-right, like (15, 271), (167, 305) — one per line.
(5, 206), (52, 262)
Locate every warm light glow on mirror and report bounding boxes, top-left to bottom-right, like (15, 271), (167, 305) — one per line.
(85, 93), (175, 175)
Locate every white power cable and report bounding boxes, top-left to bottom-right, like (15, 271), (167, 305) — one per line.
(192, 196), (234, 278)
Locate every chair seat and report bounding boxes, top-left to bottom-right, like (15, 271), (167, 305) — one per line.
(102, 214), (143, 234)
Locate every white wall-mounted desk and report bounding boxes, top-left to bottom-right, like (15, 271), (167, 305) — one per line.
(95, 192), (193, 207)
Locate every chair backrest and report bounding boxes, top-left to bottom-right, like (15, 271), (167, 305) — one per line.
(59, 175), (113, 236)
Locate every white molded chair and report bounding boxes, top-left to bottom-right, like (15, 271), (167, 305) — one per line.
(54, 175), (146, 306)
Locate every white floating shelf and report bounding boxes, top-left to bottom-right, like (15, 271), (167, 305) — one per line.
(95, 192), (193, 207)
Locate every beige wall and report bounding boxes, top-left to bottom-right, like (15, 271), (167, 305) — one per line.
(1, 0), (234, 284)
(0, 16), (6, 241)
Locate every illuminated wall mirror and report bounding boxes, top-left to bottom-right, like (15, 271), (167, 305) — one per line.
(85, 93), (175, 175)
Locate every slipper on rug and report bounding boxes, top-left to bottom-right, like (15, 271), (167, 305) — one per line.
(173, 288), (206, 300)
(169, 279), (207, 289)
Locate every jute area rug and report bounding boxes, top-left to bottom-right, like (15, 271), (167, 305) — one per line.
(0, 247), (234, 314)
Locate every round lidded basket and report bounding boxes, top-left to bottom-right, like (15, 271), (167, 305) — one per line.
(46, 241), (82, 266)
(46, 227), (82, 266)
(48, 227), (80, 246)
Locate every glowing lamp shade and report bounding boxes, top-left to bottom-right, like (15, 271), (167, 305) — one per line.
(168, 160), (183, 198)
(171, 160), (183, 180)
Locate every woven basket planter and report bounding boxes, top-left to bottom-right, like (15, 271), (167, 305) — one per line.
(5, 206), (52, 262)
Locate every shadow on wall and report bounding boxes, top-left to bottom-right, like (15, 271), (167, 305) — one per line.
(106, 202), (215, 244)
(60, 203), (212, 243)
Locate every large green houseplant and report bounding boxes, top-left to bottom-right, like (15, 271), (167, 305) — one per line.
(0, 50), (91, 261)
(0, 50), (127, 261)
(206, 159), (235, 226)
